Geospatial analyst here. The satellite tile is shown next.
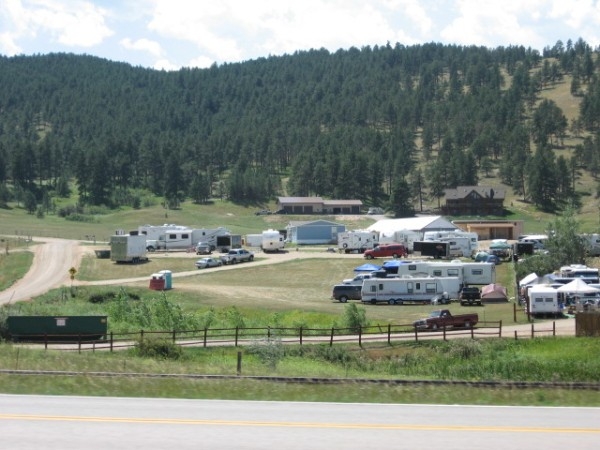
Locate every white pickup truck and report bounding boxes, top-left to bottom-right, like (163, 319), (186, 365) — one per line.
(220, 249), (255, 264)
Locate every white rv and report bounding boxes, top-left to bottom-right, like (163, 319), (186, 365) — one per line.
(527, 285), (562, 316)
(423, 230), (479, 255)
(261, 229), (285, 252)
(139, 225), (231, 252)
(394, 260), (495, 285)
(337, 230), (379, 253)
(361, 276), (462, 305)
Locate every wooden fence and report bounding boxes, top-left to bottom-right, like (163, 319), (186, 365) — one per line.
(9, 320), (514, 352)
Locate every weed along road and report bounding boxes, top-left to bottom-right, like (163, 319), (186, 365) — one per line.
(0, 395), (598, 450)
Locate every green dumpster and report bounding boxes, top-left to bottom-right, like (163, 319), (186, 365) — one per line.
(6, 316), (108, 342)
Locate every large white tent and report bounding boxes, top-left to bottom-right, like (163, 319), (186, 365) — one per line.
(556, 278), (600, 294)
(366, 216), (457, 238)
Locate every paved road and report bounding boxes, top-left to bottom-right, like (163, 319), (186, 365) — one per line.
(1, 395), (598, 450)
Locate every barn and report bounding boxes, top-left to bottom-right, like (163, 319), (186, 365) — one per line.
(286, 220), (346, 245)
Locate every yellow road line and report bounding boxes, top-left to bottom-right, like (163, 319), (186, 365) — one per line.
(0, 414), (598, 433)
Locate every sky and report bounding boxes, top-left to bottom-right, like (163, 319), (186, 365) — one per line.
(1, 0), (600, 71)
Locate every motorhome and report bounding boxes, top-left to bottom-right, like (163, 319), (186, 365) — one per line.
(361, 276), (462, 305)
(337, 230), (379, 253)
(394, 260), (495, 285)
(527, 285), (562, 316)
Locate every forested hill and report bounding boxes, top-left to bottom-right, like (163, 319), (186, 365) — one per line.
(1, 40), (600, 215)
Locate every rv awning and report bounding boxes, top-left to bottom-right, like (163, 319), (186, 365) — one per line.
(354, 263), (381, 272)
(519, 272), (538, 286)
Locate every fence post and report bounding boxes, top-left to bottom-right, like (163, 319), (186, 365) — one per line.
(499, 320), (502, 338)
(203, 327), (208, 347)
(299, 326), (303, 346)
(110, 332), (113, 352)
(235, 326), (239, 347)
(470, 324), (474, 339)
(78, 334), (82, 354)
(44, 334), (48, 351)
(358, 325), (362, 348)
(237, 351), (242, 376)
(414, 326), (418, 342)
(514, 330), (518, 340)
(172, 329), (176, 343)
(330, 327), (334, 347)
(268, 326), (271, 339)
(553, 321), (556, 336)
(443, 325), (447, 341)
(140, 329), (144, 342)
(531, 323), (534, 338)
(387, 324), (391, 345)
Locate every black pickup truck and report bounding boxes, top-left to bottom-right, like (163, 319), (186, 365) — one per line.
(459, 286), (482, 306)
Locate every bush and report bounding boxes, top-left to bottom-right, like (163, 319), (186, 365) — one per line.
(135, 337), (183, 360)
(247, 337), (284, 369)
(342, 303), (367, 333)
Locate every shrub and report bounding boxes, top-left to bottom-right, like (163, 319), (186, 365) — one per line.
(247, 337), (284, 369)
(342, 303), (367, 333)
(135, 337), (183, 360)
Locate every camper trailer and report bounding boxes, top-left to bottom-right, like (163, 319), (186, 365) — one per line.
(361, 276), (462, 305)
(337, 230), (379, 253)
(527, 285), (562, 317)
(110, 234), (148, 263)
(261, 229), (285, 252)
(423, 230), (479, 254)
(139, 225), (232, 252)
(394, 260), (495, 285)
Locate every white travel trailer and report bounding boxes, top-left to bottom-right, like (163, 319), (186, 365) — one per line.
(394, 260), (495, 285)
(110, 234), (148, 263)
(337, 230), (379, 253)
(423, 230), (479, 255)
(245, 234), (263, 248)
(139, 225), (231, 251)
(261, 229), (285, 252)
(361, 276), (462, 305)
(527, 285), (562, 316)
(518, 234), (548, 250)
(379, 229), (422, 253)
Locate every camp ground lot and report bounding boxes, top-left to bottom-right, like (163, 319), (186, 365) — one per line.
(78, 246), (529, 325)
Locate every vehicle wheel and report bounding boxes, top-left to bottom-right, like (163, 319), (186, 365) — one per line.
(147, 246), (155, 252)
(388, 299), (396, 305)
(370, 299), (377, 305)
(249, 255), (254, 261)
(392, 253), (399, 258)
(397, 299), (404, 305)
(366, 255), (374, 260)
(232, 259), (237, 264)
(431, 323), (439, 330)
(339, 296), (348, 303)
(464, 321), (471, 328)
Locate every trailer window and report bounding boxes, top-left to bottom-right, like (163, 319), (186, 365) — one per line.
(168, 234), (176, 239)
(432, 270), (442, 276)
(408, 265), (417, 271)
(472, 269), (483, 275)
(369, 285), (377, 293)
(182, 234), (189, 239)
(448, 269), (459, 277)
(425, 283), (436, 293)
(545, 298), (554, 303)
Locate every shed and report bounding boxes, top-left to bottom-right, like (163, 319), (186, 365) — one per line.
(286, 220), (346, 245)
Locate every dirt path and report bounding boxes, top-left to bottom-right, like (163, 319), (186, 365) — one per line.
(0, 237), (87, 305)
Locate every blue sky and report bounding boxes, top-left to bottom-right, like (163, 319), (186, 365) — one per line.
(2, 0), (600, 71)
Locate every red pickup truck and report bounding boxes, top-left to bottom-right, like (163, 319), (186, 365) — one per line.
(413, 309), (478, 331)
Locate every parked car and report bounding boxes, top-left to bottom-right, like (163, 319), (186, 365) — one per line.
(363, 244), (408, 259)
(255, 209), (271, 215)
(195, 242), (212, 255)
(220, 249), (255, 264)
(331, 284), (362, 303)
(195, 257), (223, 269)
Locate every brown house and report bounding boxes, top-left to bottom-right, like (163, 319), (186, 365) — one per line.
(441, 186), (505, 216)
(277, 197), (363, 214)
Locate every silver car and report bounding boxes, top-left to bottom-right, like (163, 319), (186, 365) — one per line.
(195, 257), (223, 269)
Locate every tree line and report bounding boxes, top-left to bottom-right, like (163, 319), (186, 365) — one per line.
(1, 38), (600, 217)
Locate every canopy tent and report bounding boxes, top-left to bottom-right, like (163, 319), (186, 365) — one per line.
(353, 263), (381, 272)
(481, 283), (508, 302)
(519, 272), (538, 287)
(556, 278), (600, 294)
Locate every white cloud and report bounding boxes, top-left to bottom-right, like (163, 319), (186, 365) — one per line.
(120, 37), (162, 57)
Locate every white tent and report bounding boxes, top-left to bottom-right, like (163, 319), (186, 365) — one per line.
(556, 278), (600, 294)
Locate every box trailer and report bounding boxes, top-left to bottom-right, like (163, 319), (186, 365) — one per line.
(110, 234), (148, 263)
(527, 285), (562, 316)
(361, 276), (462, 305)
(216, 234), (242, 252)
(413, 241), (450, 259)
(261, 229), (285, 252)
